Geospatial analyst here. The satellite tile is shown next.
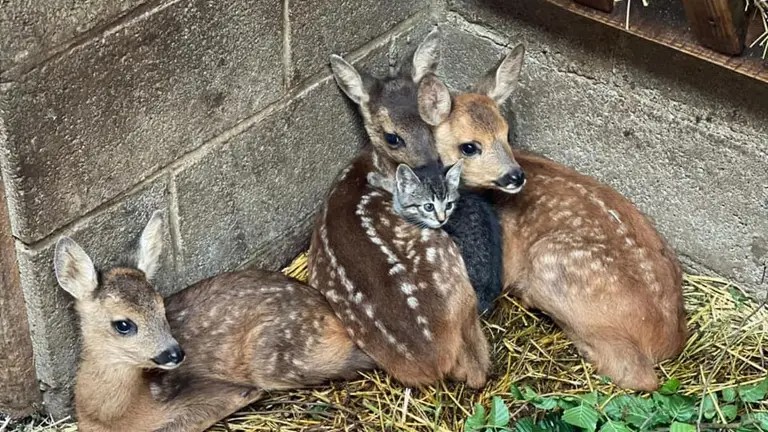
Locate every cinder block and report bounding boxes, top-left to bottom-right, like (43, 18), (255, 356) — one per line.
(0, 0), (149, 74)
(289, 0), (428, 84)
(15, 179), (171, 418)
(1, 0), (283, 243)
(174, 79), (363, 288)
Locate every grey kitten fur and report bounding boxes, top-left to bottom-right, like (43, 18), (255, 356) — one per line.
(367, 161), (462, 229)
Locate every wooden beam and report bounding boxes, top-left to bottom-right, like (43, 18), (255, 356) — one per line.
(573, 0), (614, 13)
(0, 178), (40, 417)
(543, 0), (768, 84)
(681, 0), (747, 55)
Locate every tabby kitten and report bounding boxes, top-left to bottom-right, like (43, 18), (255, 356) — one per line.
(367, 161), (462, 229)
(368, 161), (503, 315)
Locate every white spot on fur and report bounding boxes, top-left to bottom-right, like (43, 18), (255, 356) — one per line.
(425, 247), (437, 263)
(401, 283), (416, 295)
(407, 296), (419, 309)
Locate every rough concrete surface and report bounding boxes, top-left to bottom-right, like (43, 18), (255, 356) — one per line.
(0, 0), (149, 74)
(174, 79), (364, 288)
(289, 0), (428, 85)
(14, 179), (172, 417)
(1, 0), (283, 243)
(443, 0), (768, 293)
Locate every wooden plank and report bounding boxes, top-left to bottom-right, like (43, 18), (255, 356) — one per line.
(681, 0), (747, 55)
(543, 0), (768, 84)
(573, 0), (614, 13)
(0, 179), (40, 417)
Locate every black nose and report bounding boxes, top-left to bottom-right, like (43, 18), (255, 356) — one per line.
(152, 345), (185, 366)
(498, 168), (526, 188)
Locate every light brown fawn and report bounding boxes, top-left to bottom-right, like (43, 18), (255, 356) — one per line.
(307, 29), (491, 388)
(55, 211), (373, 432)
(427, 45), (687, 391)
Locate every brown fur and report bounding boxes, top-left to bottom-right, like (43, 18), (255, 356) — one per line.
(310, 30), (491, 388)
(434, 91), (687, 391)
(308, 151), (490, 388)
(58, 220), (374, 432)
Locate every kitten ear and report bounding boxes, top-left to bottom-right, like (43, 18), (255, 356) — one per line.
(445, 160), (463, 191)
(395, 164), (421, 196)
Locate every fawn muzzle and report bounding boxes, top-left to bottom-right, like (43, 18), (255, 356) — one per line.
(494, 167), (526, 194)
(152, 344), (185, 369)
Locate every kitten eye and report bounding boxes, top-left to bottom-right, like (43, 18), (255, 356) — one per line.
(446, 202), (454, 210)
(460, 142), (481, 157)
(112, 319), (137, 336)
(384, 133), (405, 149)
(423, 203), (435, 212)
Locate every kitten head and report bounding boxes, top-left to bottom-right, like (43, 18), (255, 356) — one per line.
(392, 161), (462, 229)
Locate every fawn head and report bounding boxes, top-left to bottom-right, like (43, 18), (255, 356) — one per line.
(330, 29), (449, 173)
(430, 45), (526, 193)
(54, 211), (184, 370)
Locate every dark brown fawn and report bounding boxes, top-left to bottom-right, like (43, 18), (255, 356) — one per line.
(427, 45), (687, 391)
(307, 29), (491, 388)
(55, 211), (373, 432)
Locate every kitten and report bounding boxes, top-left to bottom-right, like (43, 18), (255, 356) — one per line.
(368, 161), (503, 315)
(367, 161), (462, 229)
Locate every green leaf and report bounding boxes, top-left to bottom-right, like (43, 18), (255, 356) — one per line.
(510, 384), (524, 401)
(464, 403), (486, 432)
(625, 397), (659, 428)
(603, 395), (634, 421)
(720, 404), (738, 422)
(669, 422), (696, 432)
(538, 413), (578, 432)
(738, 383), (767, 403)
(523, 386), (538, 401)
(557, 398), (579, 410)
(701, 394), (717, 420)
(729, 287), (748, 308)
(722, 387), (737, 402)
(489, 396), (510, 428)
(514, 417), (535, 432)
(659, 378), (681, 395)
(578, 391), (599, 406)
(562, 404), (600, 432)
(599, 420), (632, 432)
(749, 412), (768, 430)
(658, 394), (697, 422)
(531, 396), (558, 411)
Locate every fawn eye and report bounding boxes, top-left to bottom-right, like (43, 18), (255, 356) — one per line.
(384, 133), (405, 149)
(112, 319), (137, 336)
(446, 202), (454, 210)
(460, 142), (481, 157)
(423, 203), (435, 212)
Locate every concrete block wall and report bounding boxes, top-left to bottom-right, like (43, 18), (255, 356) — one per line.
(1, 0), (766, 418)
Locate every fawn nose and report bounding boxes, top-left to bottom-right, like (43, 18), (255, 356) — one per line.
(152, 344), (185, 368)
(496, 168), (526, 190)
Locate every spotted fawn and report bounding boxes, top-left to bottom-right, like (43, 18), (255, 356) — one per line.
(56, 211), (373, 432)
(308, 29), (491, 388)
(427, 45), (687, 391)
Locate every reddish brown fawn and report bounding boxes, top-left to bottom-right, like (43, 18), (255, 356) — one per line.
(55, 211), (373, 432)
(426, 45), (687, 391)
(307, 29), (491, 388)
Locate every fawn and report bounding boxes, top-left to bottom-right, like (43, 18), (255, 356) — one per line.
(427, 45), (687, 391)
(55, 211), (373, 432)
(307, 29), (491, 388)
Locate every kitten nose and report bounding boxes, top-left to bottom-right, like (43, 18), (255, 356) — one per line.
(436, 210), (447, 223)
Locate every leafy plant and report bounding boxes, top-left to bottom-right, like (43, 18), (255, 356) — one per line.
(464, 378), (768, 432)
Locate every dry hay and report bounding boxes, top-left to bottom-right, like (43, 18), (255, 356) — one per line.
(14, 253), (767, 432)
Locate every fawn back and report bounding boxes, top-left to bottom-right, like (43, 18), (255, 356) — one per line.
(428, 46), (687, 391)
(55, 211), (373, 432)
(308, 29), (491, 388)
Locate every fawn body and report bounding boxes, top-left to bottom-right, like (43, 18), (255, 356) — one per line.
(430, 46), (687, 391)
(56, 212), (373, 432)
(308, 30), (491, 388)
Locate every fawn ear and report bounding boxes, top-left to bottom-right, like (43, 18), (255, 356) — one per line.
(473, 44), (525, 104)
(411, 28), (441, 83)
(330, 55), (369, 105)
(137, 210), (165, 281)
(395, 164), (422, 196)
(445, 160), (463, 190)
(55, 237), (98, 300)
(418, 74), (451, 126)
